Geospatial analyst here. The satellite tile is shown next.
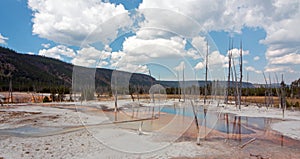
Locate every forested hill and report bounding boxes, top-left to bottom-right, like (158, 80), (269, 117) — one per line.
(2, 46), (295, 95)
(0, 47), (156, 93)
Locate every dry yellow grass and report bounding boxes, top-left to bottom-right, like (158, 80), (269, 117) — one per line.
(2, 92), (300, 109)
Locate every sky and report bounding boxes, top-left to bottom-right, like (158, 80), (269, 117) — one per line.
(0, 0), (299, 84)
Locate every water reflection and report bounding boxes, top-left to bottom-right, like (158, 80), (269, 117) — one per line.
(160, 105), (300, 149)
(161, 106), (255, 135)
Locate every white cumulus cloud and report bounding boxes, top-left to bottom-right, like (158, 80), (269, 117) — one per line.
(174, 61), (185, 71)
(28, 0), (131, 46)
(122, 36), (189, 61)
(194, 62), (205, 70)
(245, 66), (262, 74)
(269, 53), (300, 65)
(253, 56), (260, 61)
(139, 0), (300, 82)
(227, 48), (249, 58)
(72, 46), (111, 67)
(0, 33), (8, 44)
(41, 43), (51, 48)
(194, 51), (227, 70)
(38, 45), (76, 60)
(265, 65), (295, 73)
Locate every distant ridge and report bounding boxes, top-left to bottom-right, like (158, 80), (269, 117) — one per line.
(158, 80), (254, 88)
(0, 47), (155, 93)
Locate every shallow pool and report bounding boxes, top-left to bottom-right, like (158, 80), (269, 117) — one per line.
(161, 106), (263, 135)
(0, 125), (65, 137)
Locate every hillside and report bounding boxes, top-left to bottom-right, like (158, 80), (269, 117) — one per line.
(0, 47), (262, 95)
(0, 47), (156, 93)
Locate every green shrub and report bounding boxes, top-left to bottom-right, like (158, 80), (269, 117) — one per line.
(43, 96), (51, 103)
(295, 101), (300, 107)
(286, 101), (291, 108)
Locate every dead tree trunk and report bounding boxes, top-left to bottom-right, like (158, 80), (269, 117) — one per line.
(183, 65), (186, 102)
(239, 40), (243, 110)
(280, 74), (286, 120)
(275, 73), (281, 108)
(225, 39), (232, 104)
(204, 41), (208, 104)
(191, 101), (201, 145)
(269, 74), (273, 107)
(232, 58), (238, 108)
(114, 91), (118, 112)
(9, 76), (13, 104)
(113, 70), (118, 118)
(263, 72), (269, 109)
(244, 72), (249, 105)
(177, 71), (181, 101)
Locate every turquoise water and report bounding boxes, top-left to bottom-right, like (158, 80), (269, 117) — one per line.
(161, 106), (256, 134)
(0, 125), (64, 137)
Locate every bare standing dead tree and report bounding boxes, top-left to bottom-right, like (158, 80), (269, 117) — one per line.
(275, 73), (281, 108)
(238, 40), (243, 110)
(263, 72), (269, 109)
(291, 83), (295, 110)
(244, 72), (249, 105)
(280, 74), (286, 120)
(177, 71), (181, 101)
(190, 101), (201, 145)
(225, 39), (233, 104)
(9, 76), (13, 104)
(232, 58), (238, 108)
(204, 40), (208, 104)
(269, 74), (274, 107)
(182, 64), (186, 102)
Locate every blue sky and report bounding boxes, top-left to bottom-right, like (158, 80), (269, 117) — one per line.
(0, 0), (299, 84)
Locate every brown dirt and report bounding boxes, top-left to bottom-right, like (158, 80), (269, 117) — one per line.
(0, 110), (41, 123)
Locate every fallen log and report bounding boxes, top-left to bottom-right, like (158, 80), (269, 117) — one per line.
(250, 153), (270, 159)
(240, 138), (256, 148)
